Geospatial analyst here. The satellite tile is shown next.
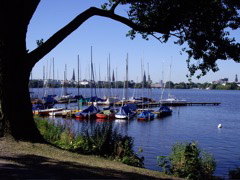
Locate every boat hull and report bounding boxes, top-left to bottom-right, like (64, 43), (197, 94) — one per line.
(33, 108), (63, 115)
(96, 113), (115, 119)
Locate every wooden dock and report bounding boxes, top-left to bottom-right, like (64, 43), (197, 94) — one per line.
(115, 102), (221, 108)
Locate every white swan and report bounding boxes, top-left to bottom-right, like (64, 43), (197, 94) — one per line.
(218, 124), (222, 128)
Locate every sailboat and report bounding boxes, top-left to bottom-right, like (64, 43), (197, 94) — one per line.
(54, 64), (76, 103)
(75, 104), (100, 119)
(160, 60), (186, 104)
(115, 54), (135, 119)
(115, 104), (135, 119)
(137, 60), (155, 120)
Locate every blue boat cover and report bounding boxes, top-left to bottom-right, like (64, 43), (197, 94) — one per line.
(75, 105), (99, 117)
(116, 105), (134, 116)
(32, 103), (45, 110)
(43, 95), (57, 104)
(127, 103), (138, 111)
(159, 106), (172, 112)
(138, 110), (155, 119)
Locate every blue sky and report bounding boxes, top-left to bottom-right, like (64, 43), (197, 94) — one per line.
(27, 0), (240, 83)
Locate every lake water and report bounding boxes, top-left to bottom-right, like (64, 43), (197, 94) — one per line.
(32, 88), (240, 178)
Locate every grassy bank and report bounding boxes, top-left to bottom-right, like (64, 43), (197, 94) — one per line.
(0, 137), (180, 179)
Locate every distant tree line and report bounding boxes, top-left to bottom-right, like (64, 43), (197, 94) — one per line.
(29, 80), (240, 90)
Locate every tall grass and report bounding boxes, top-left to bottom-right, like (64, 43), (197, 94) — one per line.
(157, 141), (216, 179)
(34, 116), (144, 168)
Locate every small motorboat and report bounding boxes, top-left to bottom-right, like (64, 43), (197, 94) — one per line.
(96, 109), (115, 119)
(158, 106), (172, 117)
(138, 110), (155, 121)
(33, 107), (64, 115)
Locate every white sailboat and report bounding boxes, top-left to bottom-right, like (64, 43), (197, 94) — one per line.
(160, 59), (186, 104)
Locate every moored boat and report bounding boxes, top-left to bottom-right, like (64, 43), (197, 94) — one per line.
(33, 107), (64, 115)
(75, 105), (99, 119)
(115, 105), (135, 119)
(160, 95), (187, 104)
(96, 109), (115, 119)
(158, 106), (172, 117)
(137, 110), (155, 121)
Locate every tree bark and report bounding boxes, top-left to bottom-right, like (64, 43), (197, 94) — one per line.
(0, 0), (44, 142)
(0, 46), (44, 142)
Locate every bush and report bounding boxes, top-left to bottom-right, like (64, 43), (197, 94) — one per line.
(34, 116), (144, 168)
(157, 142), (216, 179)
(71, 122), (144, 168)
(35, 116), (64, 143)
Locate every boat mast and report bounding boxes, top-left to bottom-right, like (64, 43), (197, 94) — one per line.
(125, 53), (129, 101)
(42, 65), (45, 98)
(90, 46), (93, 97)
(141, 59), (144, 110)
(168, 57), (172, 98)
(52, 57), (55, 95)
(64, 64), (67, 96)
(77, 55), (80, 97)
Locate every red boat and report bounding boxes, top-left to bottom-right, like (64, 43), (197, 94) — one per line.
(96, 110), (115, 119)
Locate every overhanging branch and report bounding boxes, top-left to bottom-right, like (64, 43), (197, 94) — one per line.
(28, 7), (165, 67)
(110, 0), (121, 13)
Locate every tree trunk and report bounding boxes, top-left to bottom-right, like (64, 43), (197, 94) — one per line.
(0, 0), (44, 142)
(0, 44), (44, 142)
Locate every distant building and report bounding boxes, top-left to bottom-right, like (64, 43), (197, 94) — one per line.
(112, 70), (115, 82)
(71, 69), (75, 81)
(212, 78), (228, 85)
(235, 74), (238, 83)
(150, 81), (164, 88)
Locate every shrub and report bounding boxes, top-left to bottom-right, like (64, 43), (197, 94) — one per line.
(34, 116), (144, 168)
(71, 122), (144, 168)
(35, 116), (64, 143)
(157, 142), (216, 179)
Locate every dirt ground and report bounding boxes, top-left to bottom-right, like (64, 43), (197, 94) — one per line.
(0, 137), (181, 179)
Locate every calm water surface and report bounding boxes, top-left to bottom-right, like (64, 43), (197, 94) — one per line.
(33, 88), (240, 178)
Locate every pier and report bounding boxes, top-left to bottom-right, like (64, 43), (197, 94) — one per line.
(117, 102), (221, 108)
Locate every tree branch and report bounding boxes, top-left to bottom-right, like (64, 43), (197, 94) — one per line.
(28, 7), (97, 66)
(28, 7), (165, 67)
(23, 0), (40, 27)
(150, 34), (163, 43)
(110, 0), (121, 13)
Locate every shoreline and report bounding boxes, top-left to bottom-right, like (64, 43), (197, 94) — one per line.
(0, 138), (180, 179)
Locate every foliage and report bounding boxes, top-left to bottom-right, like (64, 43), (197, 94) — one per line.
(34, 116), (144, 168)
(165, 81), (174, 89)
(35, 116), (64, 143)
(36, 38), (44, 47)
(157, 142), (216, 179)
(120, 0), (240, 78)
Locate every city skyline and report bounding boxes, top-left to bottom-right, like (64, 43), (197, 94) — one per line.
(27, 0), (240, 83)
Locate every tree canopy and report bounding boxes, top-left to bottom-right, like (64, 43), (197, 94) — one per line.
(121, 0), (240, 78)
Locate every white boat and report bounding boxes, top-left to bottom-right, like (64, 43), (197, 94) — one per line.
(49, 109), (72, 116)
(96, 97), (120, 105)
(160, 95), (187, 103)
(115, 105), (135, 119)
(33, 108), (63, 115)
